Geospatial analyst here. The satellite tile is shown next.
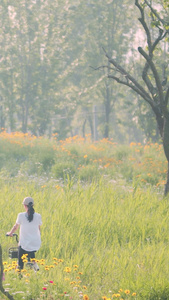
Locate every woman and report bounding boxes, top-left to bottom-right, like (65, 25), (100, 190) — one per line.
(7, 197), (42, 270)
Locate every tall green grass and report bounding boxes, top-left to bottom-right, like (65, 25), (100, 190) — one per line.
(1, 178), (169, 299)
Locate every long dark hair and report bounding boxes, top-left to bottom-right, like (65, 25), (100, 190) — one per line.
(27, 202), (35, 222)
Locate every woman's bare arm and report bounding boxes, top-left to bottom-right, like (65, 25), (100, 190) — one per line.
(7, 223), (19, 236)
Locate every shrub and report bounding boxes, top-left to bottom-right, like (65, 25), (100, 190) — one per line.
(78, 165), (100, 182)
(51, 161), (77, 179)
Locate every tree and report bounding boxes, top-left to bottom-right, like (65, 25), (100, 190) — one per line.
(94, 0), (137, 139)
(98, 0), (169, 195)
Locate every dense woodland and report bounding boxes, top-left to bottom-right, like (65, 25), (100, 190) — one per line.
(0, 0), (168, 143)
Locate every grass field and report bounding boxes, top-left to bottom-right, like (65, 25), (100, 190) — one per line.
(0, 132), (169, 300)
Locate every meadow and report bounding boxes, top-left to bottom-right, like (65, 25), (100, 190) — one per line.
(0, 131), (169, 300)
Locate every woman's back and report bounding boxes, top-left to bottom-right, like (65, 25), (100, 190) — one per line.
(17, 212), (42, 251)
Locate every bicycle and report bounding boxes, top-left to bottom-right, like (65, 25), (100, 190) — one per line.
(6, 234), (38, 270)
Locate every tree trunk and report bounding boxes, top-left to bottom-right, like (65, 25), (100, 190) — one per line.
(0, 105), (5, 130)
(104, 84), (111, 139)
(163, 113), (169, 196)
(164, 163), (169, 197)
(82, 118), (87, 139)
(88, 115), (94, 141)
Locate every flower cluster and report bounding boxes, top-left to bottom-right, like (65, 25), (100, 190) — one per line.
(102, 289), (137, 300)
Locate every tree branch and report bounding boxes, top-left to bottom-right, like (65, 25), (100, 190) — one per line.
(165, 87), (169, 107)
(142, 62), (157, 99)
(144, 0), (167, 26)
(142, 27), (164, 101)
(108, 74), (155, 106)
(103, 48), (154, 106)
(90, 65), (117, 73)
(138, 46), (166, 112)
(135, 0), (152, 54)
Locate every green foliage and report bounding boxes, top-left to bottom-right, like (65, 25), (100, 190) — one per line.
(78, 165), (100, 182)
(51, 161), (76, 179)
(0, 0), (151, 142)
(0, 153), (6, 169)
(0, 133), (167, 191)
(114, 145), (130, 161)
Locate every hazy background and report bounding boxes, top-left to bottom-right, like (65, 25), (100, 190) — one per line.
(0, 0), (168, 143)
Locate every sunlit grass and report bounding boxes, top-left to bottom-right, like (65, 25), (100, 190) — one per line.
(0, 132), (169, 299)
(1, 178), (169, 299)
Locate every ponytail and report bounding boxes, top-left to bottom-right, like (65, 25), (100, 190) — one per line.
(27, 202), (35, 222)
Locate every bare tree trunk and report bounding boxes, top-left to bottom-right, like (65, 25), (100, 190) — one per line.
(0, 105), (5, 130)
(82, 118), (87, 139)
(164, 163), (169, 197)
(88, 115), (94, 141)
(104, 83), (111, 139)
(163, 113), (169, 196)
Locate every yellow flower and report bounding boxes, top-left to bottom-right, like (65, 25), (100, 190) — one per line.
(132, 292), (136, 296)
(4, 269), (8, 272)
(83, 286), (87, 289)
(3, 262), (8, 265)
(125, 290), (130, 294)
(53, 257), (58, 261)
(84, 155), (88, 158)
(21, 269), (27, 273)
(74, 265), (78, 268)
(83, 295), (89, 300)
(65, 267), (71, 273)
(30, 258), (36, 262)
(102, 297), (107, 300)
(55, 185), (61, 189)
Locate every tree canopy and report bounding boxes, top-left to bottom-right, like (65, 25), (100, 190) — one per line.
(0, 0), (151, 141)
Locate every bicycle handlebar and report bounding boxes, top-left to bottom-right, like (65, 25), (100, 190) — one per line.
(6, 233), (19, 243)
